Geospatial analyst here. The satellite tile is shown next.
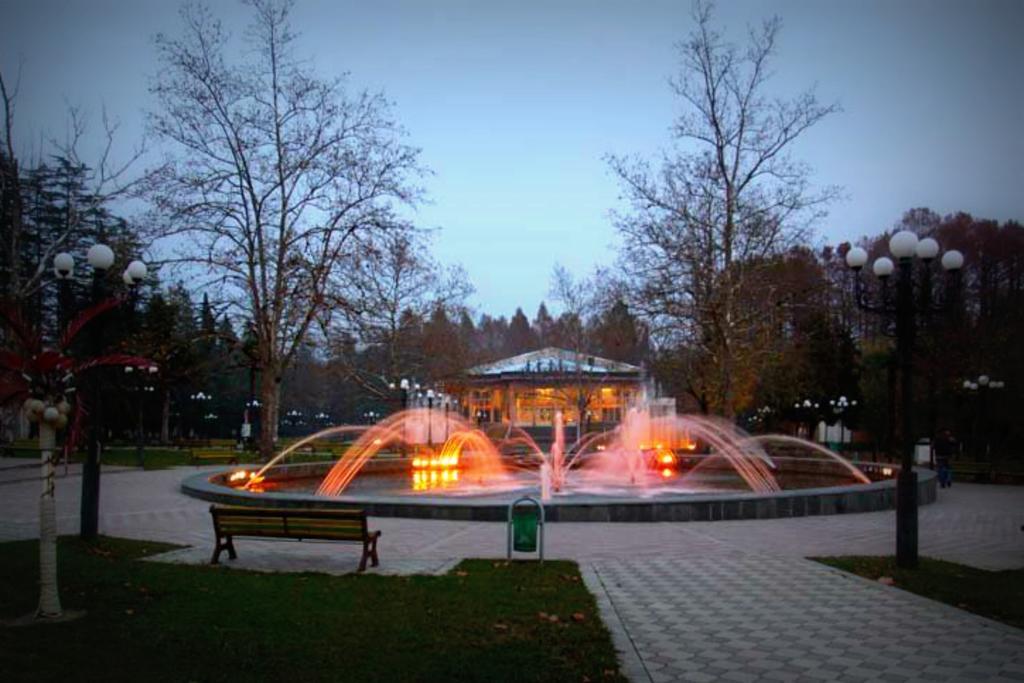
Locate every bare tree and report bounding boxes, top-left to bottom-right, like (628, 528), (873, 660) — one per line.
(550, 264), (602, 442)
(607, 1), (840, 418)
(145, 0), (422, 456)
(327, 228), (472, 394)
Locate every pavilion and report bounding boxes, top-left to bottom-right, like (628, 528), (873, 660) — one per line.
(445, 347), (646, 430)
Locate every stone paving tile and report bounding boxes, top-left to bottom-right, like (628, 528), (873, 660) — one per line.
(587, 554), (1024, 682)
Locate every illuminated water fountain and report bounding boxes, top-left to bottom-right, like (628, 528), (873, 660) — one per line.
(184, 401), (935, 522)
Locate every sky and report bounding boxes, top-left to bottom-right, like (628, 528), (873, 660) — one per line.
(2, 0), (1022, 318)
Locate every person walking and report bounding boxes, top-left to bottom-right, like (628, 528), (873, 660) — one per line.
(934, 429), (957, 489)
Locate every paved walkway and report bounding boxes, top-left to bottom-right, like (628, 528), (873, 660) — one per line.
(2, 461), (1023, 681)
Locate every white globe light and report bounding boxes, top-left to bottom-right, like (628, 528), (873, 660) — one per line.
(873, 257), (895, 278)
(978, 374), (990, 386)
(941, 249), (964, 271)
(53, 252), (75, 278)
(127, 260), (148, 281)
(888, 230), (919, 259)
(845, 247), (868, 270)
(87, 243), (115, 270)
(962, 379), (972, 390)
(122, 270), (134, 285)
(915, 237), (940, 260)
(43, 406), (60, 424)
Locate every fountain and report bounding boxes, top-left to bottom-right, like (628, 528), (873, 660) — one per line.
(182, 401), (936, 522)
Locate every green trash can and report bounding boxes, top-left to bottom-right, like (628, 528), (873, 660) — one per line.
(512, 508), (538, 552)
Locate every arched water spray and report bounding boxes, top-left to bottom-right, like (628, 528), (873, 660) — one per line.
(316, 409), (509, 496)
(570, 410), (782, 493)
(237, 400), (874, 499)
(748, 434), (871, 485)
(246, 424), (369, 487)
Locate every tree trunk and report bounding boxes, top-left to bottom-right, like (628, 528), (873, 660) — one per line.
(160, 389), (171, 444)
(258, 367), (281, 461)
(38, 420), (61, 618)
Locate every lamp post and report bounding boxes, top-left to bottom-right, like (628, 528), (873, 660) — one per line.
(203, 412), (218, 437)
(845, 232), (963, 568)
(125, 365), (158, 467)
(426, 389), (435, 446)
(443, 394), (453, 442)
(792, 398), (820, 440)
(190, 391), (213, 438)
(962, 375), (1005, 460)
(244, 398), (261, 449)
(54, 243), (146, 540)
(828, 396), (857, 446)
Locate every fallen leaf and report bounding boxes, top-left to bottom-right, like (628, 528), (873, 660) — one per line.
(125, 609), (135, 615)
(455, 570), (468, 577)
(877, 576), (895, 586)
(572, 612), (586, 622)
(493, 623), (509, 631)
(548, 614), (560, 623)
(538, 611), (549, 620)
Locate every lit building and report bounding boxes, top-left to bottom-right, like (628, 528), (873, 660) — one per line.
(445, 347), (647, 429)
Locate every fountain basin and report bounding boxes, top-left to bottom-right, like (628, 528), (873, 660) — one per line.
(181, 461), (936, 522)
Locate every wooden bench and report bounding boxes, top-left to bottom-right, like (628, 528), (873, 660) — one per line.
(190, 448), (239, 465)
(209, 505), (381, 572)
(950, 462), (993, 483)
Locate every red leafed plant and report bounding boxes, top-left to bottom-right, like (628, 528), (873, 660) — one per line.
(0, 298), (155, 456)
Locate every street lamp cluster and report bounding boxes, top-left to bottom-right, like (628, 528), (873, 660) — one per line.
(54, 246), (148, 288)
(387, 378), (461, 445)
(846, 229), (963, 568)
(962, 375), (1005, 392)
(53, 242), (148, 540)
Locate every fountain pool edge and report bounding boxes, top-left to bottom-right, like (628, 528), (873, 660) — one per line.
(180, 463), (937, 523)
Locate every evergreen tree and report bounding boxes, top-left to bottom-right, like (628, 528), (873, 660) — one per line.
(506, 307), (538, 354)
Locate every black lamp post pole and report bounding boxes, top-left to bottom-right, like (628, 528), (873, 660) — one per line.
(135, 385), (146, 469)
(895, 256), (918, 568)
(80, 267), (106, 540)
(427, 392), (434, 446)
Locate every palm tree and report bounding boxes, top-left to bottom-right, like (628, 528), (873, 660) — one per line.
(0, 299), (151, 621)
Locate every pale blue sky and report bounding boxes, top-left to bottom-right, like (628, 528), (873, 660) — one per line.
(3, 0), (1021, 317)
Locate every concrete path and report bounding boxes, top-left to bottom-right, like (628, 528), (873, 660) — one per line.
(2, 461), (1023, 682)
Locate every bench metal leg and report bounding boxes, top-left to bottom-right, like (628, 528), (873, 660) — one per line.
(210, 536), (237, 565)
(370, 535), (380, 567)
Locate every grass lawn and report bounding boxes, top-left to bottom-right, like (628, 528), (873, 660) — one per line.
(815, 555), (1024, 629)
(2, 447), (194, 470)
(0, 536), (625, 683)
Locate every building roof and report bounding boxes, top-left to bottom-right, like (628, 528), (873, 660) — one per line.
(465, 347), (642, 378)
